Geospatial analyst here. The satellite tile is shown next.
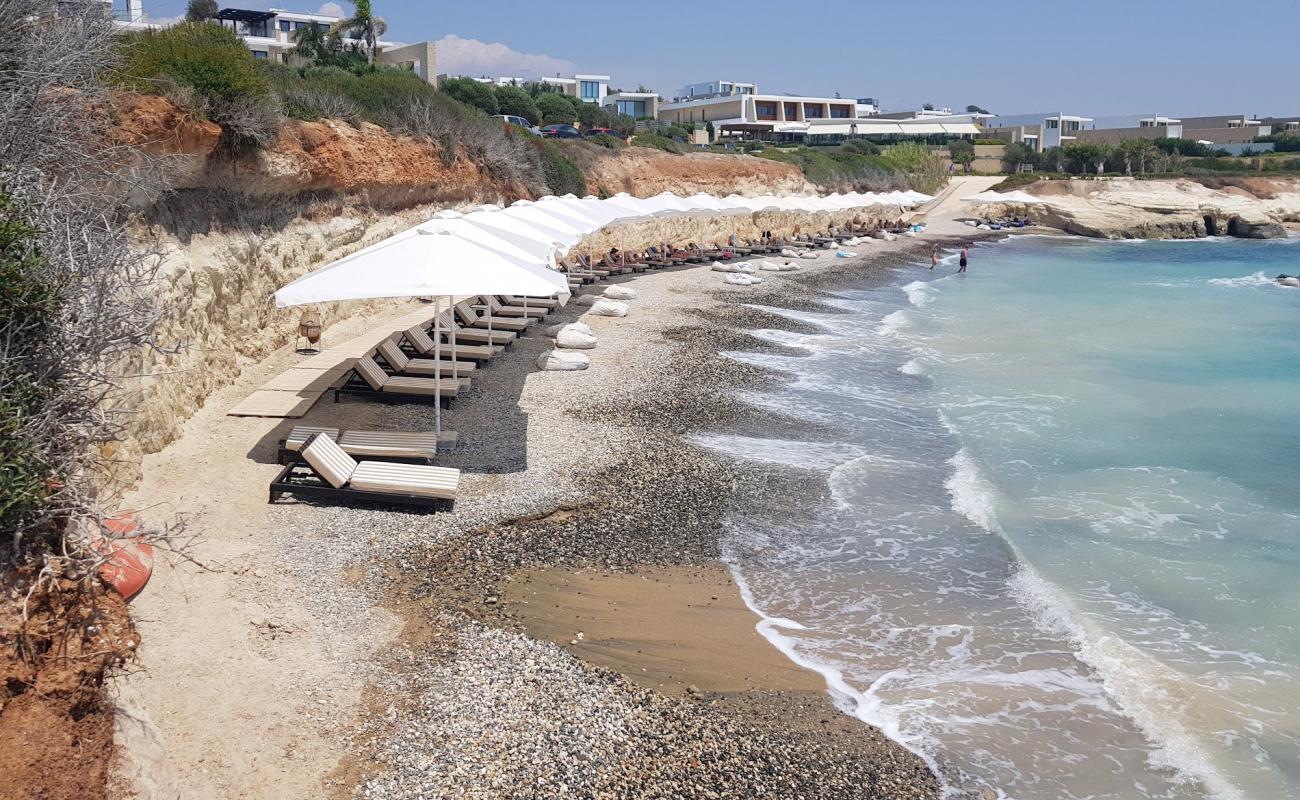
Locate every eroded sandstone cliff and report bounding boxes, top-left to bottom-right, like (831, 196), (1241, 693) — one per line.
(1017, 177), (1300, 239)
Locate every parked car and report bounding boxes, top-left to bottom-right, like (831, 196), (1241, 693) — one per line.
(540, 124), (582, 139)
(585, 127), (621, 138)
(495, 114), (541, 136)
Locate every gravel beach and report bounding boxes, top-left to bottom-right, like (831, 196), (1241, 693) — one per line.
(117, 225), (995, 799)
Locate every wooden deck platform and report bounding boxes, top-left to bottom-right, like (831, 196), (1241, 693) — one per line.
(227, 304), (457, 419)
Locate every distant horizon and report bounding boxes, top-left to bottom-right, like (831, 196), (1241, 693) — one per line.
(122, 0), (1299, 119)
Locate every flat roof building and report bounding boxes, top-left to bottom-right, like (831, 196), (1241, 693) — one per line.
(602, 91), (659, 120)
(659, 91), (981, 142)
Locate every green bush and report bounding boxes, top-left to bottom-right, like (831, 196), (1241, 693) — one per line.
(439, 76), (499, 116)
(1186, 157), (1252, 172)
(495, 84), (540, 125)
(536, 140), (587, 195)
(590, 134), (625, 149)
(841, 139), (881, 155)
(631, 133), (686, 154)
(0, 194), (59, 535)
(537, 93), (576, 125)
(114, 21), (268, 106)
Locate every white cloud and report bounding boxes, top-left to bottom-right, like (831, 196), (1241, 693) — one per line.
(433, 34), (574, 79)
(318, 2), (345, 17)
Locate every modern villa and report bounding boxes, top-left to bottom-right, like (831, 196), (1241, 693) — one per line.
(659, 81), (981, 143)
(984, 112), (1094, 151)
(602, 92), (659, 120)
(95, 1), (437, 83)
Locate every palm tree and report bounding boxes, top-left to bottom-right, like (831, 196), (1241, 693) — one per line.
(292, 23), (331, 63)
(333, 0), (387, 65)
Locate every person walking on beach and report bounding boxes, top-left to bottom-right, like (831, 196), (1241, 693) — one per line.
(958, 246), (969, 273)
(930, 246), (939, 270)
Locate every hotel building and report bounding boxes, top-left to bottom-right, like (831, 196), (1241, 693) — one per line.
(658, 82), (980, 142)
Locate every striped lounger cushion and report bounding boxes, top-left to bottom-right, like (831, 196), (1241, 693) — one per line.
(348, 461), (459, 500)
(301, 433), (359, 489)
(338, 431), (439, 460)
(285, 426), (340, 452)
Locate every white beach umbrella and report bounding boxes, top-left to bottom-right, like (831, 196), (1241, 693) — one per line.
(275, 227), (565, 307)
(498, 202), (590, 247)
(274, 225), (566, 435)
(434, 209), (556, 263)
(535, 195), (621, 229)
(600, 192), (659, 220)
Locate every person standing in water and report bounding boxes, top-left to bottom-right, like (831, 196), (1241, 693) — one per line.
(930, 246), (939, 270)
(958, 246), (969, 273)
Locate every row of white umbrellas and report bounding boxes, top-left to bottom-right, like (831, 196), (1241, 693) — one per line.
(273, 191), (932, 308)
(271, 189), (932, 436)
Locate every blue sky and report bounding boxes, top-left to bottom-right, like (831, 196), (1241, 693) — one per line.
(130, 0), (1298, 117)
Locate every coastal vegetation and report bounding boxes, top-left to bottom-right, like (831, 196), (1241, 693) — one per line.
(760, 141), (948, 193)
(109, 20), (602, 195)
(999, 136), (1300, 180)
(1, 3), (166, 792)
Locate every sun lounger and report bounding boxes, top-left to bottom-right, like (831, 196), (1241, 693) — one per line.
(335, 355), (467, 405)
(427, 310), (516, 347)
(475, 295), (547, 319)
(402, 325), (502, 363)
(501, 295), (560, 310)
(454, 301), (531, 333)
(277, 425), (455, 465)
(269, 433), (458, 509)
(376, 339), (476, 380)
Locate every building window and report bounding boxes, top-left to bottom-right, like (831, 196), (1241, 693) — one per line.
(617, 100), (647, 118)
(755, 102), (778, 120)
(279, 19), (290, 32)
(251, 50), (268, 59)
(830, 105), (850, 118)
(1046, 118), (1059, 129)
(580, 80), (601, 100)
(804, 104), (824, 119)
(784, 103), (799, 119)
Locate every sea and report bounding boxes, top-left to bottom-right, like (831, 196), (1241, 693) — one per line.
(697, 234), (1300, 799)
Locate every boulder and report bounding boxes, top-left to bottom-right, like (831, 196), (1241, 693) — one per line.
(602, 285), (637, 300)
(555, 325), (598, 349)
(585, 299), (629, 317)
(536, 350), (589, 371)
(1228, 217), (1286, 239)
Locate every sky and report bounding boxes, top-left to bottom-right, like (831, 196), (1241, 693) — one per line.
(129, 0), (1299, 118)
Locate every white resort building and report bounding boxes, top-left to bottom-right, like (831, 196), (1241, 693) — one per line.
(658, 81), (981, 143)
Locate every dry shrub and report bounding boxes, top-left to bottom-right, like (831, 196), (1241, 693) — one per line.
(0, 0), (169, 566)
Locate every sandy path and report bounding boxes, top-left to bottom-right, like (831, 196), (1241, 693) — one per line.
(111, 302), (437, 800)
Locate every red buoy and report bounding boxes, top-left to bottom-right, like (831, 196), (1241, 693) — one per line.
(94, 513), (154, 602)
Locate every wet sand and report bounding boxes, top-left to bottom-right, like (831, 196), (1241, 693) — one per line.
(505, 565), (824, 695)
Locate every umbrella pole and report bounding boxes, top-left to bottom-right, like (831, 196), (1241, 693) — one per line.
(433, 296), (442, 437)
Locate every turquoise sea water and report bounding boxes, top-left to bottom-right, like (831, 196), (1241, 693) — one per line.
(700, 235), (1300, 799)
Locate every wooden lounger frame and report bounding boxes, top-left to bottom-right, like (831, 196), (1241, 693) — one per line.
(268, 462), (453, 510)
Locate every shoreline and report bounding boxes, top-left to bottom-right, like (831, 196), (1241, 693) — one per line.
(112, 215), (999, 798)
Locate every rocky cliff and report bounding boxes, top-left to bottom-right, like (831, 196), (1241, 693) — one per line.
(560, 144), (814, 197)
(104, 95), (843, 477)
(1011, 177), (1300, 239)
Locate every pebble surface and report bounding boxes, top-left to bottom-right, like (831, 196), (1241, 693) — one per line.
(269, 239), (975, 799)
